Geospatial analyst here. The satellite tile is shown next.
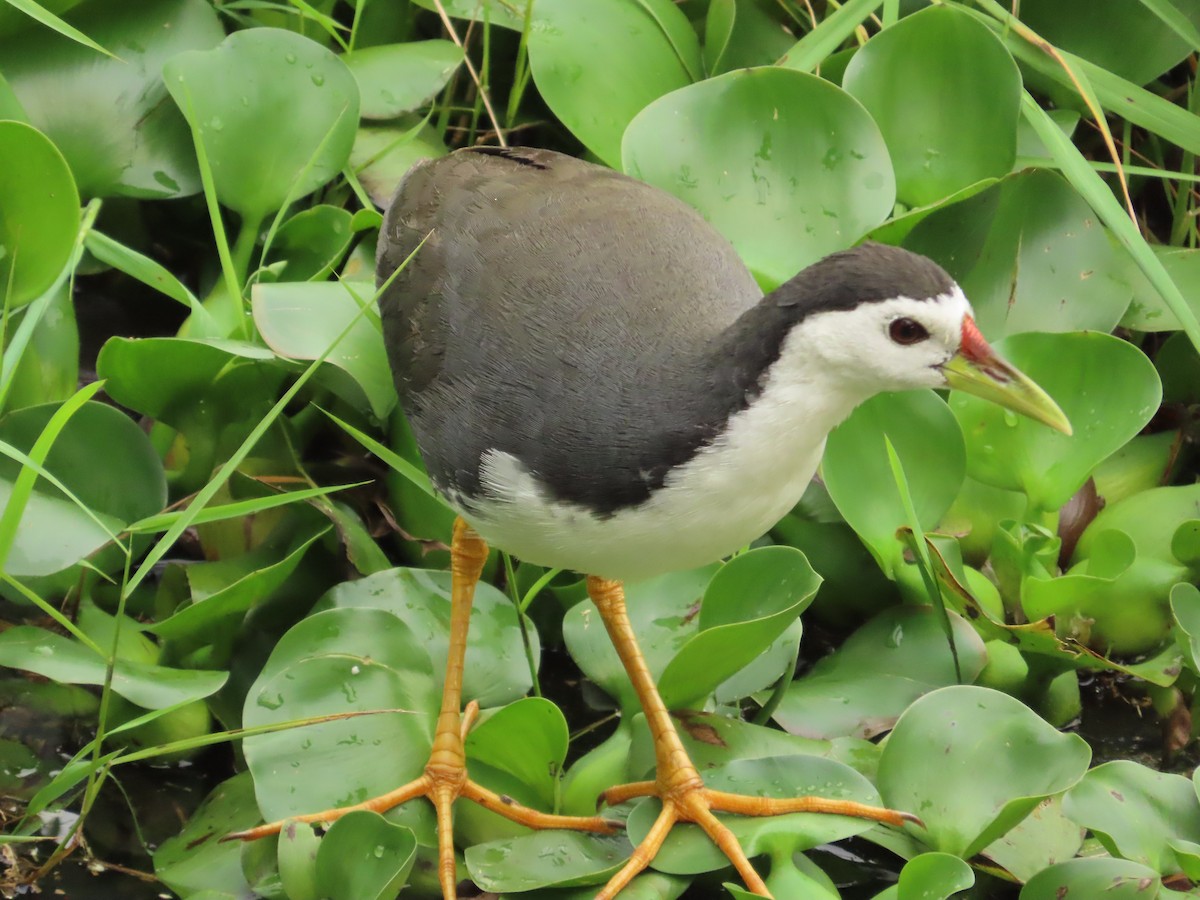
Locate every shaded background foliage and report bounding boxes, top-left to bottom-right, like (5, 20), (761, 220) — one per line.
(1, 0), (1200, 897)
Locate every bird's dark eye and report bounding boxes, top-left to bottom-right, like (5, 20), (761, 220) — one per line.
(889, 317), (929, 345)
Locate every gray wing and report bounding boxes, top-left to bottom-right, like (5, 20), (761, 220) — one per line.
(376, 147), (763, 513)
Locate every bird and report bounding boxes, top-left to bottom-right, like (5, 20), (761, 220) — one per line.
(231, 146), (1070, 899)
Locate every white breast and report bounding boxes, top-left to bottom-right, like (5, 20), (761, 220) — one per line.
(454, 327), (867, 583)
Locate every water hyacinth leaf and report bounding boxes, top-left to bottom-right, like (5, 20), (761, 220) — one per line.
(624, 67), (894, 287)
(466, 830), (633, 892)
(1172, 583), (1200, 671)
(1019, 857), (1162, 900)
(0, 627), (226, 708)
(878, 685), (1091, 858)
(982, 797), (1085, 883)
(153, 772), (260, 898)
(866, 178), (998, 247)
(1122, 247), (1200, 332)
(316, 567), (536, 707)
(949, 332), (1161, 512)
(824, 390), (965, 576)
(528, 0), (697, 167)
(164, 28), (359, 223)
(314, 812), (416, 900)
(242, 608), (439, 823)
(278, 820), (321, 900)
(345, 40), (463, 119)
(903, 170), (1133, 338)
(410, 0), (528, 30)
(563, 566), (717, 711)
(0, 0), (222, 199)
(703, 0), (796, 76)
(97, 337), (281, 425)
(264, 205), (354, 282)
(893, 852), (975, 900)
(464, 697), (568, 810)
(842, 5), (1020, 206)
(351, 119), (448, 208)
(0, 122), (79, 310)
(149, 526), (328, 643)
(1017, 0), (1200, 86)
(625, 755), (885, 874)
(657, 546), (818, 708)
(772, 606), (985, 740)
(252, 280), (394, 420)
(7, 279), (79, 409)
(0, 400), (166, 576)
(1062, 760), (1200, 874)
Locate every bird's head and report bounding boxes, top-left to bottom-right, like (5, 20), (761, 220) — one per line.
(782, 244), (1072, 434)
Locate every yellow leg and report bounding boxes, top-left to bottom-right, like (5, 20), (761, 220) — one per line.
(226, 518), (616, 900)
(587, 576), (915, 900)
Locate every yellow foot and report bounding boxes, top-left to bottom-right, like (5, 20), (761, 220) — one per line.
(225, 702), (618, 900)
(594, 780), (917, 899)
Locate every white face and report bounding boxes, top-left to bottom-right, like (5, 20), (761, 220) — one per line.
(797, 286), (974, 394)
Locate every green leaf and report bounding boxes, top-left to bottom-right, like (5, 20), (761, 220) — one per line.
(1171, 583), (1200, 672)
(242, 608), (439, 824)
(772, 607), (985, 740)
(1016, 0), (1199, 85)
(877, 685), (1091, 858)
(345, 40), (463, 119)
(0, 626), (226, 708)
(0, 0), (223, 199)
(0, 0), (113, 56)
(982, 797), (1084, 883)
(466, 830), (633, 892)
(464, 697), (569, 811)
(843, 5), (1020, 206)
(316, 567), (536, 708)
(1122, 248), (1200, 332)
(154, 773), (260, 898)
(949, 332), (1160, 512)
(656, 547), (818, 708)
(624, 67), (894, 287)
(252, 280), (394, 420)
(1063, 760), (1200, 874)
(0, 400), (166, 576)
(278, 820), (321, 900)
(84, 230), (205, 317)
(903, 170), (1133, 338)
(263, 205), (354, 282)
(528, 0), (697, 167)
(410, 0), (529, 30)
(6, 278), (79, 410)
(824, 390), (964, 577)
(350, 118), (447, 208)
(315, 812), (416, 900)
(164, 27), (359, 222)
(703, 0), (795, 76)
(1019, 857), (1161, 900)
(895, 852), (975, 900)
(0, 121), (79, 309)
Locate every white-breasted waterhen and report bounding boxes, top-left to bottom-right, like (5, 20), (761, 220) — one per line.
(233, 146), (1071, 898)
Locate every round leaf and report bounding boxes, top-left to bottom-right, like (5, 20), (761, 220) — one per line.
(528, 0), (698, 167)
(624, 67), (894, 287)
(0, 0), (222, 199)
(843, 5), (1020, 206)
(772, 607), (985, 740)
(0, 121), (79, 308)
(242, 608), (439, 823)
(824, 389), (965, 576)
(464, 697), (568, 809)
(1018, 0), (1200, 86)
(315, 812), (416, 900)
(878, 685), (1091, 858)
(466, 830), (633, 892)
(252, 280), (395, 419)
(0, 400), (166, 576)
(949, 332), (1161, 511)
(895, 852), (975, 900)
(164, 28), (359, 222)
(316, 567), (537, 707)
(345, 40), (463, 119)
(1062, 760), (1200, 875)
(1019, 857), (1162, 900)
(904, 170), (1133, 338)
